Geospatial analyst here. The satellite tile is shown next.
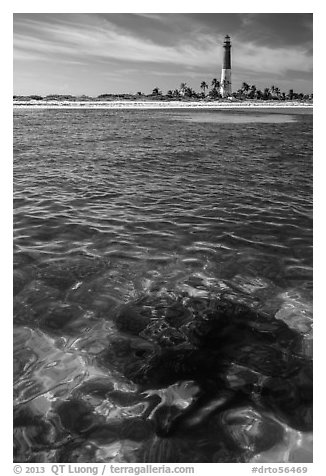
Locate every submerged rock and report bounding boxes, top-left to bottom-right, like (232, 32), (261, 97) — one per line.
(39, 302), (85, 335)
(219, 406), (284, 454)
(90, 291), (313, 461)
(112, 304), (151, 335)
(165, 302), (192, 328)
(14, 406), (56, 449)
(56, 440), (98, 463)
(56, 399), (104, 435)
(261, 361), (313, 431)
(250, 428), (313, 463)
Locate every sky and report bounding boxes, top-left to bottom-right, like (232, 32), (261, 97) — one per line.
(13, 13), (313, 96)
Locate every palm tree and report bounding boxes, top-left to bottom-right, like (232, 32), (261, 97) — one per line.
(211, 78), (220, 91)
(200, 81), (208, 97)
(274, 87), (281, 99)
(241, 82), (250, 97)
(180, 82), (187, 96)
(256, 89), (263, 100)
(210, 78), (221, 98)
(185, 86), (195, 98)
(263, 88), (271, 100)
(235, 88), (242, 99)
(152, 87), (161, 96)
(249, 84), (257, 99)
(270, 85), (276, 95)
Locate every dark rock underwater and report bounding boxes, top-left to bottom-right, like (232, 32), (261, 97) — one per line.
(16, 290), (311, 463)
(107, 293), (312, 437)
(14, 286), (313, 463)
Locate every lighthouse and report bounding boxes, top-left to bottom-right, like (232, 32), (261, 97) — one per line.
(220, 35), (232, 97)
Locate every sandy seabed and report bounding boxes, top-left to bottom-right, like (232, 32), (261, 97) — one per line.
(13, 100), (313, 109)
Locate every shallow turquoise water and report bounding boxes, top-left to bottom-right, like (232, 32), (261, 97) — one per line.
(13, 108), (312, 463)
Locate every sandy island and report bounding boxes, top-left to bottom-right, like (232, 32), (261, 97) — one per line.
(13, 100), (312, 109)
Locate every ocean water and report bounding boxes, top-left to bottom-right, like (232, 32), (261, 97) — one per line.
(13, 108), (313, 463)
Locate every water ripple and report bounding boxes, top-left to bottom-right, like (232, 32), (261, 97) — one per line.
(13, 109), (312, 463)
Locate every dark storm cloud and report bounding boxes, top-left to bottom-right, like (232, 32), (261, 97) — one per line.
(98, 13), (313, 51)
(236, 14), (312, 49)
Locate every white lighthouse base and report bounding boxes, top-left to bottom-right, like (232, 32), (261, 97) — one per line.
(220, 69), (232, 97)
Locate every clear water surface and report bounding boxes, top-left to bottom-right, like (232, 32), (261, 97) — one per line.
(13, 108), (313, 463)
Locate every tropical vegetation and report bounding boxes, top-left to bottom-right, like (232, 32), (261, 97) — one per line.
(13, 80), (312, 102)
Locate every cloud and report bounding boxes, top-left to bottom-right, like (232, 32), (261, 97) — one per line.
(14, 16), (312, 77)
(233, 41), (312, 75)
(14, 16), (216, 67)
(13, 14), (313, 94)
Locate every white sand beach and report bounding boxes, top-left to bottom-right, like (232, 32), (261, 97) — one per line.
(13, 100), (313, 109)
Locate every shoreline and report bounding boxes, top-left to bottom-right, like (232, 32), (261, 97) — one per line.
(13, 100), (313, 110)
